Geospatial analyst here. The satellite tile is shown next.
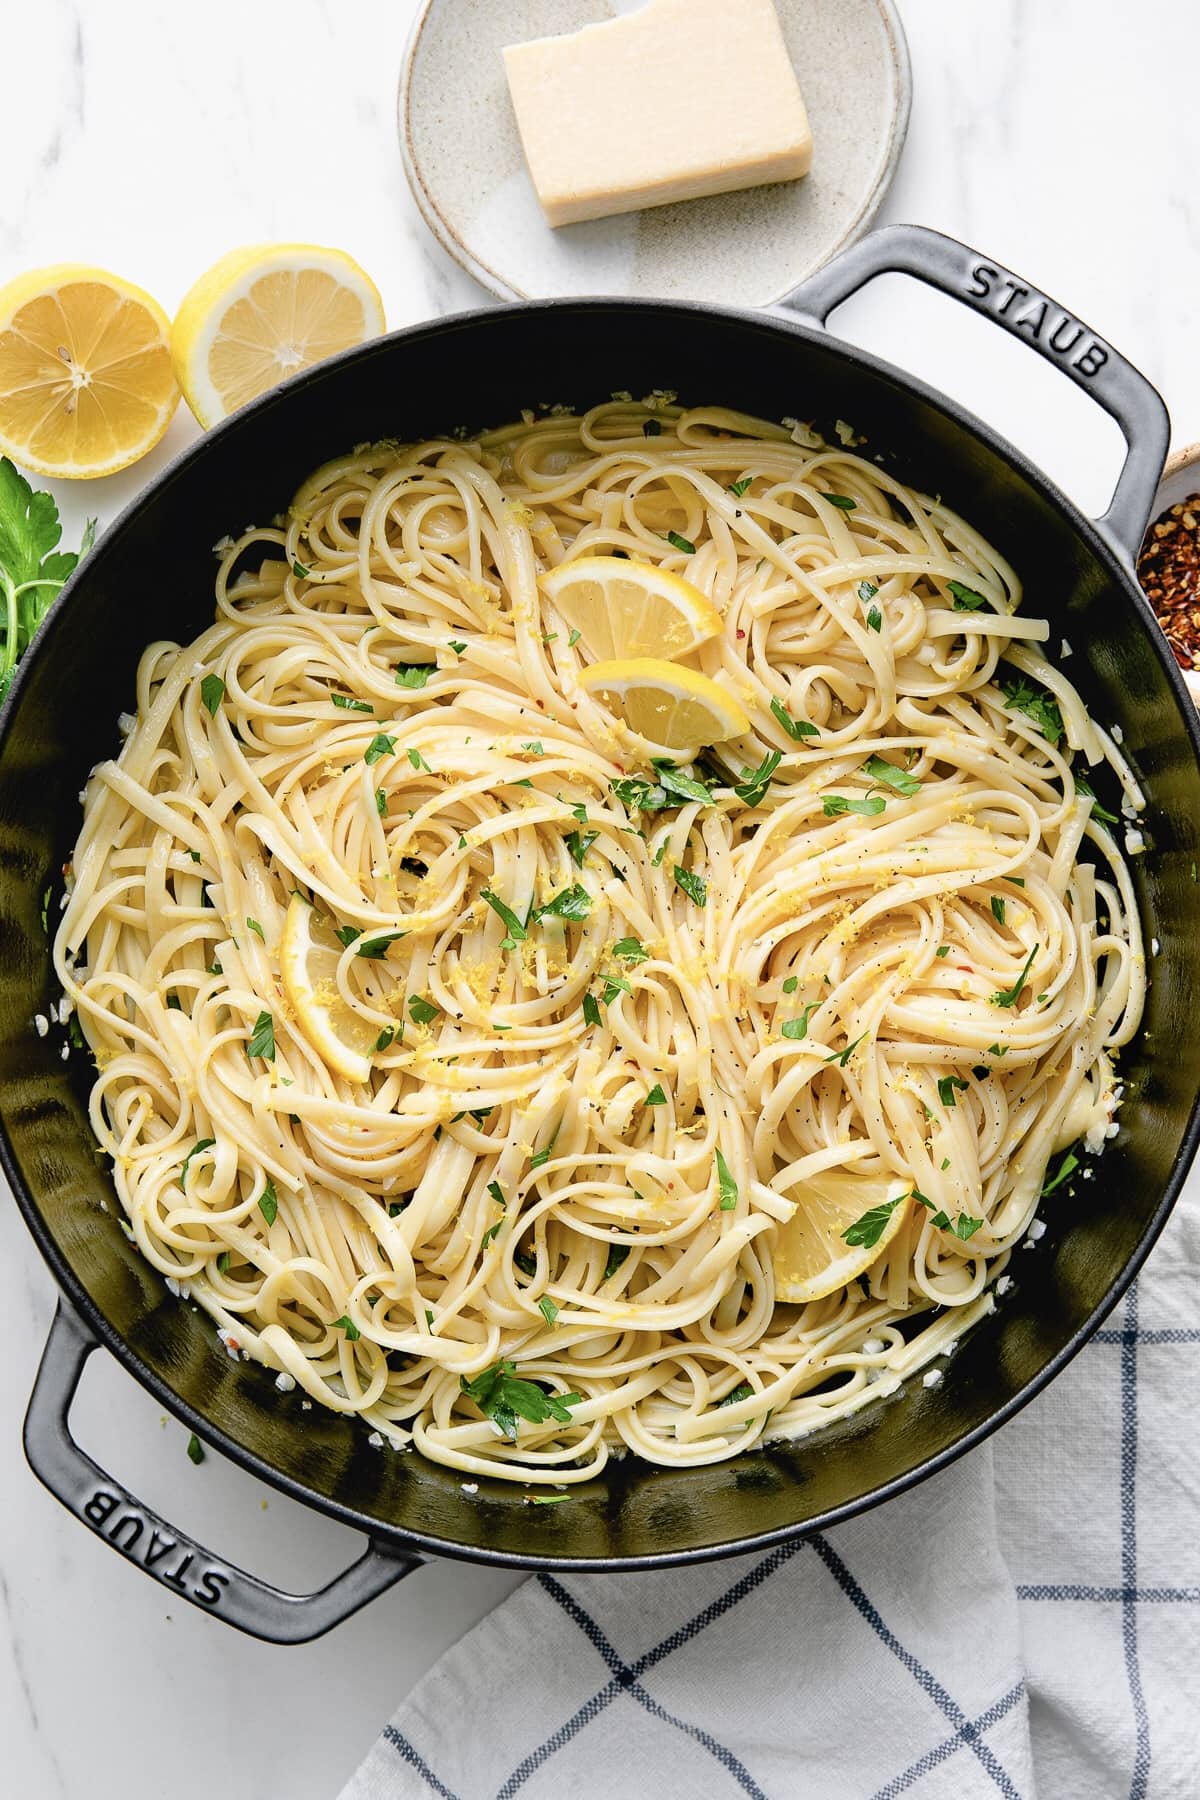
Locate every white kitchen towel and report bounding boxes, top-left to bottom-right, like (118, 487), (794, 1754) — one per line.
(339, 1173), (1200, 1800)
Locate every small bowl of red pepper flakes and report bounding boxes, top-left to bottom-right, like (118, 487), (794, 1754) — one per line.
(1137, 442), (1200, 705)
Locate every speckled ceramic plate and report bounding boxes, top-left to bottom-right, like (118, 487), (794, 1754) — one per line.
(398, 0), (911, 306)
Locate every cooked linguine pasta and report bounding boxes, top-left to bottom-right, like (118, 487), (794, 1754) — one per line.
(54, 401), (1145, 1483)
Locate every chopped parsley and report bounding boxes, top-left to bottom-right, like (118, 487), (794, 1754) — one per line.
(259, 1178), (278, 1226)
(823, 793), (887, 817)
(824, 1031), (866, 1067)
(407, 994), (440, 1025)
(782, 1002), (821, 1041)
(292, 560), (310, 579)
(729, 477), (752, 498)
(822, 493), (857, 510)
(357, 930), (405, 958)
(246, 916), (265, 940)
(529, 1129), (559, 1170)
(770, 697), (819, 740)
(1002, 675), (1062, 747)
(200, 674), (225, 717)
(448, 640), (467, 656)
(938, 1075), (969, 1108)
(180, 1138), (216, 1189)
(186, 1433), (205, 1465)
(538, 1296), (559, 1324)
(719, 1383), (755, 1408)
(582, 992), (603, 1028)
(568, 629), (581, 648)
(533, 882), (591, 922)
(611, 774), (667, 812)
(992, 943), (1038, 1008)
(935, 946), (950, 958)
(644, 1083), (667, 1106)
(666, 530), (696, 554)
(246, 1010), (275, 1061)
(335, 924), (362, 947)
(603, 1244), (630, 1281)
(867, 606), (882, 631)
(612, 936), (648, 964)
(673, 863), (706, 906)
(332, 692), (374, 712)
(948, 580), (987, 611)
(652, 759), (714, 805)
(863, 754), (920, 796)
(1074, 768), (1120, 826)
(842, 1193), (906, 1248)
(858, 581), (878, 603)
(395, 665), (435, 689)
(332, 1315), (360, 1340)
(459, 1361), (582, 1440)
(734, 750), (782, 807)
(782, 975), (799, 994)
(374, 1026), (397, 1052)
(481, 888), (527, 945)
(408, 747), (431, 772)
(991, 896), (1006, 925)
(376, 788), (388, 817)
(1042, 1149), (1080, 1196)
(364, 733), (396, 765)
(715, 1148), (738, 1211)
(914, 1194), (985, 1238)
(602, 972), (631, 1004)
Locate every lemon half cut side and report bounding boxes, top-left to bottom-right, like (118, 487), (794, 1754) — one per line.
(578, 657), (750, 754)
(172, 244), (386, 428)
(540, 555), (723, 661)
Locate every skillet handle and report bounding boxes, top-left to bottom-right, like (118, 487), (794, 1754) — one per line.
(779, 222), (1169, 563)
(24, 1303), (421, 1643)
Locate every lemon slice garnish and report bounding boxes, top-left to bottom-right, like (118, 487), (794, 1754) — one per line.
(578, 657), (749, 754)
(171, 244), (385, 428)
(540, 555), (722, 661)
(0, 264), (179, 479)
(279, 894), (379, 1084)
(773, 1171), (911, 1304)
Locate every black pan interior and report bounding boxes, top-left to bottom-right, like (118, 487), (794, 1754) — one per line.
(2, 302), (1198, 1568)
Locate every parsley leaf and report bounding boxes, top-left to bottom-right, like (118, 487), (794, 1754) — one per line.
(408, 747), (431, 771)
(867, 606), (882, 632)
(395, 664), (435, 689)
(186, 1433), (205, 1465)
(782, 1002), (821, 1041)
(603, 1244), (630, 1280)
(613, 936), (648, 964)
(582, 992), (602, 1027)
(822, 493), (857, 510)
(335, 924), (362, 947)
(374, 1026), (396, 1052)
(858, 580), (878, 603)
(823, 793), (886, 817)
(0, 460), (94, 699)
(652, 759), (714, 805)
(364, 733), (396, 765)
(782, 975), (799, 994)
(992, 943), (1038, 1008)
(481, 889), (527, 943)
(673, 864), (706, 906)
(824, 1031), (866, 1067)
(715, 1148), (738, 1211)
(180, 1138), (216, 1188)
(666, 530), (695, 554)
(734, 749), (782, 807)
(246, 916), (265, 941)
(1002, 675), (1062, 747)
(770, 697), (818, 740)
(566, 828), (598, 867)
(332, 1315), (360, 1340)
(948, 580), (988, 611)
(842, 1193), (906, 1248)
(729, 477), (752, 498)
(200, 674), (225, 716)
(459, 1360), (582, 1440)
(331, 692), (373, 713)
(533, 882), (591, 923)
(246, 1010), (275, 1061)
(938, 1075), (969, 1107)
(408, 994), (440, 1025)
(1042, 1148), (1080, 1196)
(644, 1083), (667, 1106)
(1074, 768), (1120, 826)
(259, 1178), (278, 1226)
(863, 754), (920, 796)
(356, 930), (405, 958)
(602, 972), (631, 1004)
(611, 774), (668, 811)
(448, 639), (467, 656)
(292, 560), (310, 579)
(538, 1296), (558, 1325)
(529, 1129), (559, 1169)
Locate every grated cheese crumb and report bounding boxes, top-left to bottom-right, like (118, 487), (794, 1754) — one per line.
(274, 1372), (296, 1393)
(922, 1368), (943, 1389)
(461, 1481), (479, 1494)
(996, 1275), (1012, 1297)
(33, 1014), (48, 1037)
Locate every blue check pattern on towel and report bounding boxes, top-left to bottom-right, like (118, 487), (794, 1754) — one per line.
(339, 1177), (1200, 1800)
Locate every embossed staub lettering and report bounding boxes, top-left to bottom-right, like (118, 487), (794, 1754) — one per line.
(82, 1485), (231, 1608)
(966, 263), (1109, 377)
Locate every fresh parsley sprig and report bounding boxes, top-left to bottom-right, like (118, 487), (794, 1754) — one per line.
(0, 459), (94, 700)
(459, 1361), (582, 1440)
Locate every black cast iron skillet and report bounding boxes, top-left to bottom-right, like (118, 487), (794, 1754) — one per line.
(2, 226), (1197, 1644)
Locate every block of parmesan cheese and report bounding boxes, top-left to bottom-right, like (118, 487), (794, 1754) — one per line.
(502, 0), (813, 229)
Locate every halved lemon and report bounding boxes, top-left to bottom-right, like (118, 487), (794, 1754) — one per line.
(172, 244), (386, 428)
(540, 556), (722, 661)
(0, 264), (179, 478)
(578, 658), (749, 752)
(280, 893), (379, 1083)
(773, 1170), (911, 1304)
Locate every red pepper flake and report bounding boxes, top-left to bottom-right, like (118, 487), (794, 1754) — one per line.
(1138, 492), (1200, 669)
(736, 629), (746, 639)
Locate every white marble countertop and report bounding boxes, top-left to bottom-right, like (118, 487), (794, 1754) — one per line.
(2, 2), (1199, 1795)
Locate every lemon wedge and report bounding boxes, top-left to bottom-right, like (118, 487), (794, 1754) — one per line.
(171, 245), (386, 428)
(280, 893), (379, 1083)
(578, 657), (749, 753)
(773, 1171), (911, 1304)
(0, 264), (179, 478)
(540, 555), (722, 661)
